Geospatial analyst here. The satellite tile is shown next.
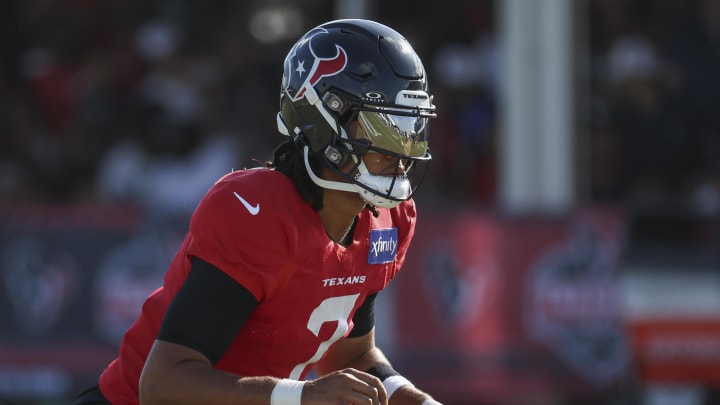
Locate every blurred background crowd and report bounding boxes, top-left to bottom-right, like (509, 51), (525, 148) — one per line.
(2, 0), (720, 404)
(588, 0), (720, 208)
(1, 0), (720, 216)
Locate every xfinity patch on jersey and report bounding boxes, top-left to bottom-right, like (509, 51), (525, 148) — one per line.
(368, 228), (399, 264)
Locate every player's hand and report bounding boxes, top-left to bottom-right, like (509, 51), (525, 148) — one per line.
(302, 368), (388, 405)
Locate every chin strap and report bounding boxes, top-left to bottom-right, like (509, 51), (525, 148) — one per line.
(302, 146), (409, 209)
(303, 145), (357, 193)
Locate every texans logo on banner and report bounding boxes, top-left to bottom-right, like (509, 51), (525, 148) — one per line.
(1, 236), (78, 336)
(94, 231), (180, 343)
(420, 241), (496, 327)
(525, 221), (630, 385)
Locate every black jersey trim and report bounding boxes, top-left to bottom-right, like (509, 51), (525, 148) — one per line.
(347, 293), (377, 338)
(157, 256), (258, 364)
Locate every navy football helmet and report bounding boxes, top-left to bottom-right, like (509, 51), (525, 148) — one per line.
(277, 19), (436, 208)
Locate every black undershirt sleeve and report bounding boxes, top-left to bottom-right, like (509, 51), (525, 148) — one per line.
(347, 293), (377, 338)
(157, 256), (258, 364)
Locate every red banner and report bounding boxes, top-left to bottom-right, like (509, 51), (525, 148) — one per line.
(394, 208), (631, 404)
(0, 202), (180, 401)
(629, 318), (720, 384)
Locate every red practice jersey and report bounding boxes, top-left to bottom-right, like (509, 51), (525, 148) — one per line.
(98, 168), (417, 404)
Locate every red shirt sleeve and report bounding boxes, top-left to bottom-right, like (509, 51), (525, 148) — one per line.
(185, 171), (301, 303)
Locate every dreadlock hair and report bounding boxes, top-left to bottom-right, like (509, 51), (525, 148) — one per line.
(265, 137), (380, 218)
(266, 139), (324, 211)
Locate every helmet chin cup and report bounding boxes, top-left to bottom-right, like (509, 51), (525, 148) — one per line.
(354, 174), (410, 208)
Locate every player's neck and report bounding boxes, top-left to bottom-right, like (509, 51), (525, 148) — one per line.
(319, 188), (365, 244)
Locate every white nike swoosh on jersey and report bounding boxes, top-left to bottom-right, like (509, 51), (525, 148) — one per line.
(233, 192), (260, 215)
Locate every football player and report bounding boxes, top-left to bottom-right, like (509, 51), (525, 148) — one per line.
(75, 19), (441, 405)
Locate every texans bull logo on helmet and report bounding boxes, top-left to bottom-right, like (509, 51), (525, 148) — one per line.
(283, 28), (348, 102)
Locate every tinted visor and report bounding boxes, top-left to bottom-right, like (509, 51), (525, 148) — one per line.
(356, 110), (429, 158)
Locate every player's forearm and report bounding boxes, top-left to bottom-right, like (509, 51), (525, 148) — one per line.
(332, 350), (440, 405)
(352, 352), (441, 405)
(335, 345), (391, 373)
(388, 384), (440, 405)
(140, 365), (276, 404)
(139, 357), (276, 404)
(139, 339), (279, 404)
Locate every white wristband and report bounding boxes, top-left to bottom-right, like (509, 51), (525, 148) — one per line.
(422, 399), (443, 405)
(382, 375), (414, 399)
(270, 379), (305, 405)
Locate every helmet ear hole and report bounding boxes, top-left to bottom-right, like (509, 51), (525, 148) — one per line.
(322, 91), (346, 113)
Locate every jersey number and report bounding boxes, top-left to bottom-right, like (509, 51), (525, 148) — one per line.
(289, 293), (361, 379)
